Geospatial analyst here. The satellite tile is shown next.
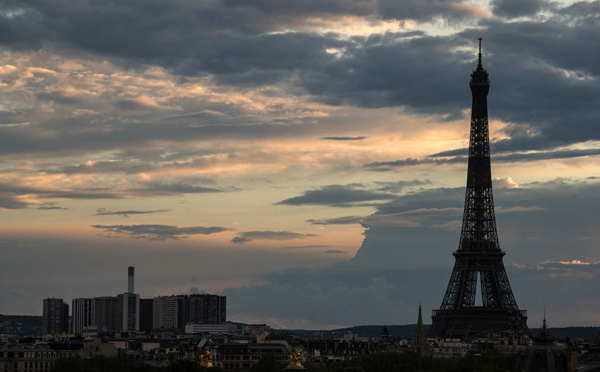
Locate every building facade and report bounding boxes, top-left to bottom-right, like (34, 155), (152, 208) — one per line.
(71, 298), (95, 336)
(42, 298), (68, 336)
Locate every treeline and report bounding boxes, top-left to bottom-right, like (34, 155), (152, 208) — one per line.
(314, 351), (518, 372)
(52, 358), (223, 372)
(52, 352), (518, 372)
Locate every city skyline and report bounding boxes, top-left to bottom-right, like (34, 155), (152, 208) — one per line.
(0, 0), (599, 329)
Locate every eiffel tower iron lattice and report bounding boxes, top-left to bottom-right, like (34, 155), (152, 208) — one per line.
(427, 40), (530, 340)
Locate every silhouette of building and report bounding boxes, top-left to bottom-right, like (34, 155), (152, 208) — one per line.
(94, 296), (119, 334)
(49, 266), (225, 335)
(117, 266), (140, 332)
(428, 40), (529, 340)
(152, 295), (182, 330)
(411, 304), (430, 357)
(42, 298), (69, 335)
(514, 316), (576, 372)
(139, 298), (154, 333)
(151, 294), (227, 332)
(187, 294), (227, 324)
(74, 267), (140, 334)
(380, 326), (390, 341)
(72, 297), (95, 335)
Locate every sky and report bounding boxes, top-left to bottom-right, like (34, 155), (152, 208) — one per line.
(0, 0), (599, 330)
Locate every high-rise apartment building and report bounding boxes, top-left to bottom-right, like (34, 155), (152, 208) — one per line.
(94, 296), (119, 333)
(152, 296), (182, 330)
(44, 267), (225, 335)
(187, 294), (226, 325)
(72, 297), (95, 335)
(42, 298), (69, 335)
(151, 294), (226, 331)
(117, 293), (139, 332)
(139, 298), (154, 333)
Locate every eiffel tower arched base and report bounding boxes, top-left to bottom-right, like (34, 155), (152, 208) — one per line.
(428, 307), (530, 341)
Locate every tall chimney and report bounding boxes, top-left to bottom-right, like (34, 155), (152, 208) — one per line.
(128, 266), (134, 293)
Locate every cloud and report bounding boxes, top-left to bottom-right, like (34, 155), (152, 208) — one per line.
(325, 250), (347, 254)
(231, 236), (251, 244)
(222, 178), (600, 327)
(361, 208), (463, 228)
(1, 1), (599, 161)
(530, 260), (600, 277)
(491, 0), (548, 18)
(365, 147), (600, 170)
(231, 230), (318, 244)
(1, 0), (600, 330)
(363, 157), (463, 170)
(36, 203), (68, 210)
(321, 136), (367, 141)
(188, 287), (208, 295)
(94, 208), (169, 217)
(374, 180), (433, 192)
(49, 161), (156, 175)
(306, 216), (365, 225)
(0, 182), (129, 209)
(91, 224), (231, 240)
(494, 176), (519, 189)
(135, 182), (228, 195)
(277, 184), (396, 207)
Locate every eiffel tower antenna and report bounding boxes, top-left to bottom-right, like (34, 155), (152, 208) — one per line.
(478, 38), (482, 66)
(427, 39), (530, 340)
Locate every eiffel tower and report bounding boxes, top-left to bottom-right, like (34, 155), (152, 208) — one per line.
(427, 39), (530, 340)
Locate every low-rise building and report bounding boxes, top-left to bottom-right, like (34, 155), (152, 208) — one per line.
(0, 345), (58, 372)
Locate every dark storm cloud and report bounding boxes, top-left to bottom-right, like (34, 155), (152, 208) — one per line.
(276, 184), (396, 207)
(321, 136), (367, 141)
(91, 224), (231, 240)
(224, 178), (600, 326)
(356, 179), (600, 269)
(0, 0), (480, 54)
(297, 35), (471, 117)
(94, 208), (169, 217)
(231, 231), (318, 244)
(490, 0), (548, 18)
(457, 10), (600, 151)
(1, 2), (598, 155)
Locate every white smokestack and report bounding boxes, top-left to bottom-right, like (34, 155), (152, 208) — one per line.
(128, 266), (134, 293)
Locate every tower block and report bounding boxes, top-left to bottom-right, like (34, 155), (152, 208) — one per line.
(428, 40), (530, 340)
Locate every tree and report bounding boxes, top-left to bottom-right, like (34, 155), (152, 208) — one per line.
(250, 355), (285, 372)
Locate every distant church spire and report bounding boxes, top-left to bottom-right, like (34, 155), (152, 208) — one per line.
(411, 303), (430, 357)
(417, 303), (424, 333)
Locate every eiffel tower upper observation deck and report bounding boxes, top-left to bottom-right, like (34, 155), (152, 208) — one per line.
(427, 40), (530, 340)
